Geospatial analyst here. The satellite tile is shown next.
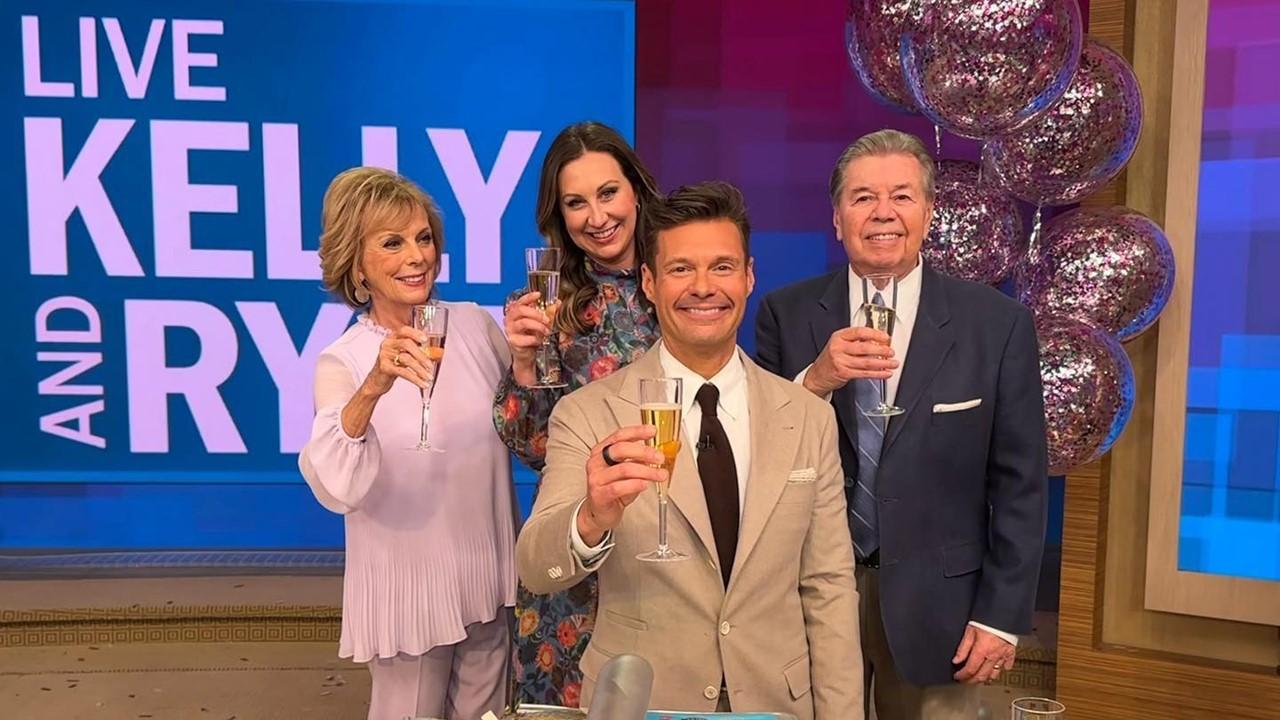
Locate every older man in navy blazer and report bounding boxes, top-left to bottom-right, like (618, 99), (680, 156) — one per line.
(755, 129), (1047, 720)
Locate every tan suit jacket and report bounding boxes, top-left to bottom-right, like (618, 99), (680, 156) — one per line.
(516, 348), (863, 720)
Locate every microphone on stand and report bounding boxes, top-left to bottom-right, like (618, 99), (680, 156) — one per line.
(584, 654), (653, 720)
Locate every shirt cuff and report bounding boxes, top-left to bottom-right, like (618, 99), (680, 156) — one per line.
(968, 621), (1019, 647)
(793, 364), (834, 402)
(569, 499), (614, 568)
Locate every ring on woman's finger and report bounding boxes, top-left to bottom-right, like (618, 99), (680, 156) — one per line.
(393, 352), (405, 367)
(602, 443), (621, 467)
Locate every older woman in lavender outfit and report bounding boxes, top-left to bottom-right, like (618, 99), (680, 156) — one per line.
(299, 167), (516, 720)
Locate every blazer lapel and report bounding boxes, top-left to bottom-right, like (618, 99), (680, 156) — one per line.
(883, 266), (954, 455)
(811, 269), (861, 454)
(604, 348), (718, 561)
(729, 356), (801, 591)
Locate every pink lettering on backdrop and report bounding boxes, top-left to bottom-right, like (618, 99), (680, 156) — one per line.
(150, 120), (252, 278)
(25, 117), (143, 276)
(125, 299), (247, 453)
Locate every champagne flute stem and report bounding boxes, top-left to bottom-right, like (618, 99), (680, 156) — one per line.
(537, 337), (556, 385)
(880, 377), (889, 411)
(419, 400), (431, 447)
(657, 497), (670, 553)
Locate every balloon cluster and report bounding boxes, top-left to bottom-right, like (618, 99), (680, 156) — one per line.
(846, 0), (1174, 472)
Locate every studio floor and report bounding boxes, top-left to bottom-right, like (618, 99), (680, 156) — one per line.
(0, 576), (1058, 719)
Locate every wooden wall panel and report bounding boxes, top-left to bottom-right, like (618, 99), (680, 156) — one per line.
(1056, 1), (1280, 717)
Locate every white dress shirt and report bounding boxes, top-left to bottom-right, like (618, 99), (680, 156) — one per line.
(570, 341), (752, 561)
(794, 259), (1019, 648)
(656, 341), (751, 512)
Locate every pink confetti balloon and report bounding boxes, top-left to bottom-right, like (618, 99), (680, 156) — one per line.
(983, 39), (1143, 206)
(1036, 314), (1135, 474)
(901, 0), (1083, 139)
(1019, 206), (1175, 341)
(846, 0), (929, 112)
(923, 160), (1025, 285)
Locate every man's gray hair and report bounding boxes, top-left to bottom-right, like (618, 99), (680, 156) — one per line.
(828, 129), (936, 205)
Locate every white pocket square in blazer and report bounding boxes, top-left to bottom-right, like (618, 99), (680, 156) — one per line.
(787, 468), (817, 484)
(932, 398), (982, 413)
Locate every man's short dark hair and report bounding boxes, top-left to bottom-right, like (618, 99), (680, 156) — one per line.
(643, 181), (751, 271)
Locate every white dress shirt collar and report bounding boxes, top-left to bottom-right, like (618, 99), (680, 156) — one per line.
(656, 341), (748, 422)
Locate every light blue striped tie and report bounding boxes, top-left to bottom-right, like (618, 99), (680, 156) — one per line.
(851, 291), (886, 561)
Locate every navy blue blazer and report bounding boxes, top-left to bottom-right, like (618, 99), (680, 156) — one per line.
(754, 264), (1047, 687)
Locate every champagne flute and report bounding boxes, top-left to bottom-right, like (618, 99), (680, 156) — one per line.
(636, 377), (688, 562)
(409, 303), (448, 452)
(1012, 698), (1065, 719)
(525, 247), (567, 389)
(861, 273), (904, 417)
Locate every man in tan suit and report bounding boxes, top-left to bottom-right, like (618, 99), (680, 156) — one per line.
(516, 182), (863, 720)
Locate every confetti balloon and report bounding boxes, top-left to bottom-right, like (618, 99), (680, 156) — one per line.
(983, 39), (1143, 206)
(901, 0), (1083, 138)
(923, 160), (1025, 284)
(1036, 314), (1135, 474)
(846, 0), (930, 112)
(1019, 206), (1175, 341)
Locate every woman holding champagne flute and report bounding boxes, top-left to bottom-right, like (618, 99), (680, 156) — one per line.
(299, 167), (517, 720)
(493, 121), (663, 707)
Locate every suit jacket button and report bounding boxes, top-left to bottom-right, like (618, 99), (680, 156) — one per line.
(703, 685), (719, 700)
(719, 621), (731, 636)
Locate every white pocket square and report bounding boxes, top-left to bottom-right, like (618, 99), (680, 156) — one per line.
(932, 398), (982, 413)
(787, 468), (817, 484)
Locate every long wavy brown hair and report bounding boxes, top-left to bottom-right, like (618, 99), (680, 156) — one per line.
(535, 122), (662, 336)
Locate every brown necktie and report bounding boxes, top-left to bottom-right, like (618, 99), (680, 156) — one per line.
(695, 383), (739, 588)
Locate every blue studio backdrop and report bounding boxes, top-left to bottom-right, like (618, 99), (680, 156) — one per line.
(0, 0), (635, 549)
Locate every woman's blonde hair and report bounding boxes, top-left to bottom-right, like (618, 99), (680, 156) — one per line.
(318, 167), (445, 309)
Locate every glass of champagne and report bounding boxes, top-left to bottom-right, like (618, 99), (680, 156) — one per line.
(1012, 697), (1065, 720)
(636, 377), (688, 562)
(861, 272), (904, 417)
(409, 303), (448, 452)
(525, 247), (567, 389)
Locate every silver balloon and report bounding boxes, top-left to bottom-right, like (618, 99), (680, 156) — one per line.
(923, 160), (1025, 284)
(983, 39), (1143, 206)
(1019, 206), (1175, 341)
(902, 0), (1083, 139)
(846, 0), (929, 112)
(1036, 314), (1135, 474)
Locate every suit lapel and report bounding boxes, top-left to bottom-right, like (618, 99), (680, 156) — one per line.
(669, 439), (715, 563)
(604, 349), (718, 561)
(811, 269), (861, 454)
(729, 356), (800, 591)
(883, 266), (954, 455)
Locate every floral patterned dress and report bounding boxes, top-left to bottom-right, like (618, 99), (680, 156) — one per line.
(493, 258), (660, 707)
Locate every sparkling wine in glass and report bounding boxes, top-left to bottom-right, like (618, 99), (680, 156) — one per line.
(525, 247), (567, 389)
(410, 303), (448, 452)
(637, 377), (688, 562)
(861, 273), (904, 418)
